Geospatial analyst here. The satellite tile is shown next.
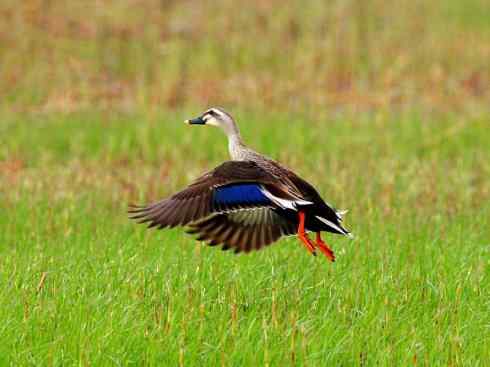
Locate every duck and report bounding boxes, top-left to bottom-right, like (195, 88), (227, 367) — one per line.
(129, 107), (352, 262)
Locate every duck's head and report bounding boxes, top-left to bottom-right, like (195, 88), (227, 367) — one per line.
(185, 107), (238, 136)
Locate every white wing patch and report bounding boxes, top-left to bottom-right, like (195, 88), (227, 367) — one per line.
(259, 186), (312, 211)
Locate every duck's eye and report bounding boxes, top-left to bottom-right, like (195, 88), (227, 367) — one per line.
(207, 110), (217, 117)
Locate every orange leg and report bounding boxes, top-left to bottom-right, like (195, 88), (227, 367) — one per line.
(315, 232), (335, 262)
(297, 211), (316, 256)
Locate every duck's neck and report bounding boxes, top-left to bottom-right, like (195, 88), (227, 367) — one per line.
(228, 132), (247, 160)
(221, 118), (252, 160)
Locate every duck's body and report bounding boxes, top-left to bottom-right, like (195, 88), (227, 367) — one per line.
(129, 108), (351, 261)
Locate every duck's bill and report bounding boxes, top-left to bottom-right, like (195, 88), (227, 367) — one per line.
(185, 116), (206, 125)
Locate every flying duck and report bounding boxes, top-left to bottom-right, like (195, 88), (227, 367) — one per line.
(129, 108), (352, 262)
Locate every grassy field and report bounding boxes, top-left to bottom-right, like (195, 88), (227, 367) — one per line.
(1, 111), (489, 365)
(1, 0), (489, 366)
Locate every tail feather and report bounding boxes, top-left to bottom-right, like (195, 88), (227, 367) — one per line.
(336, 209), (348, 219)
(315, 214), (353, 238)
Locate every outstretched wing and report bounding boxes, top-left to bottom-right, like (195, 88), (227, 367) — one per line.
(128, 161), (304, 229)
(186, 208), (297, 253)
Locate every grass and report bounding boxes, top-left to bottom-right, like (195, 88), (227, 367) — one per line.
(1, 110), (489, 365)
(1, 0), (490, 365)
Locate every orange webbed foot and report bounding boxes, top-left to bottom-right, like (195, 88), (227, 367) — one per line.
(298, 232), (317, 256)
(297, 211), (317, 256)
(315, 232), (335, 262)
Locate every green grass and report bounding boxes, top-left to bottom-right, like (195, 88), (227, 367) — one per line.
(1, 111), (489, 365)
(1, 0), (489, 364)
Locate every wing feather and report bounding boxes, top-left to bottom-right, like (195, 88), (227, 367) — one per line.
(129, 161), (301, 229)
(187, 208), (296, 253)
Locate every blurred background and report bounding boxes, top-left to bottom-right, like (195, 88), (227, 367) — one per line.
(1, 0), (488, 116)
(1, 1), (489, 365)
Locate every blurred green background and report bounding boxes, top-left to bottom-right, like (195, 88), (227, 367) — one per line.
(1, 1), (489, 366)
(1, 0), (489, 115)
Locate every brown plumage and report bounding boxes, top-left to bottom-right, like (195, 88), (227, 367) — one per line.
(129, 161), (301, 231)
(186, 209), (297, 253)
